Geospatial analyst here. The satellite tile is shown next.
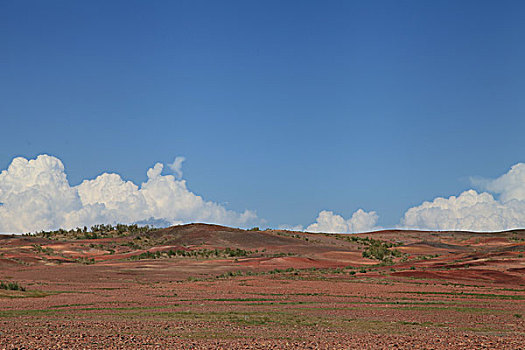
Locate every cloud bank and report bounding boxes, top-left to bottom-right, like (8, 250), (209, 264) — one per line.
(306, 209), (380, 233)
(0, 155), (257, 233)
(401, 163), (525, 231)
(2, 155), (524, 234)
(300, 162), (525, 233)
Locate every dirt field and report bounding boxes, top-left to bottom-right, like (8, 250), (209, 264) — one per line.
(0, 224), (524, 349)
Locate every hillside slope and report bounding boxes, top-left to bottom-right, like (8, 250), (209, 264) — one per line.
(1, 223), (524, 285)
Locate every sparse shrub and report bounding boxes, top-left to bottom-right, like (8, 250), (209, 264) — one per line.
(0, 281), (26, 291)
(355, 237), (403, 263)
(32, 244), (54, 255)
(130, 251), (157, 260)
(33, 223), (156, 240)
(130, 247), (253, 261)
(123, 241), (142, 250)
(76, 257), (96, 265)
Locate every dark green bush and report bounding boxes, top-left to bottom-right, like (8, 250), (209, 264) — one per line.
(0, 281), (26, 291)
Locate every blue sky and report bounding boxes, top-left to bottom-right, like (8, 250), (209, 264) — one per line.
(1, 1), (525, 231)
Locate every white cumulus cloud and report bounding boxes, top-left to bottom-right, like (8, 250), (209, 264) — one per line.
(401, 163), (525, 231)
(277, 224), (305, 232)
(306, 209), (380, 233)
(482, 163), (525, 202)
(168, 156), (185, 179)
(0, 154), (257, 233)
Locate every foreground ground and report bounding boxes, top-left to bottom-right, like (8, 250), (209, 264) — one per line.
(0, 224), (524, 349)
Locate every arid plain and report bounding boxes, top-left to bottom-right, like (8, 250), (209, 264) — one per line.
(1, 224), (524, 349)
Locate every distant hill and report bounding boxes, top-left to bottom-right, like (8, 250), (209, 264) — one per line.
(1, 223), (524, 284)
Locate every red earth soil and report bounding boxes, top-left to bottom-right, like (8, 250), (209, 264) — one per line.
(0, 224), (524, 349)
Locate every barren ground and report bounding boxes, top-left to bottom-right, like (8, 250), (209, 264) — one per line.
(0, 224), (524, 349)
